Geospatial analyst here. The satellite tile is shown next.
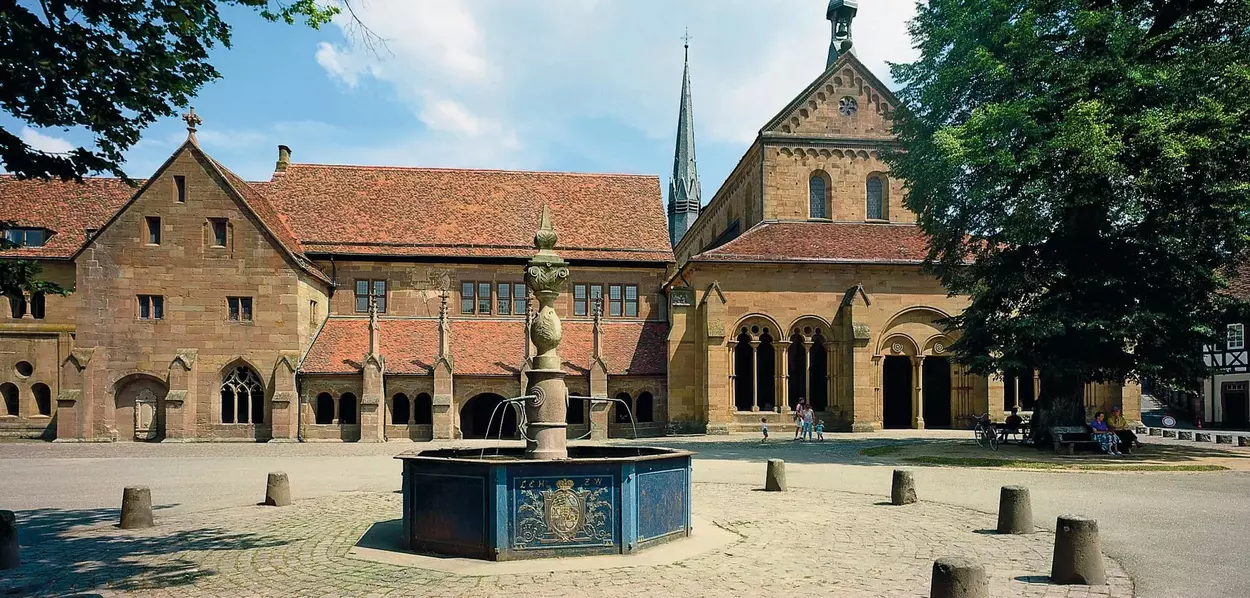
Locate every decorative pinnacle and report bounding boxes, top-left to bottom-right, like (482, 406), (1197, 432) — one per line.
(533, 205), (559, 253)
(183, 107), (202, 133)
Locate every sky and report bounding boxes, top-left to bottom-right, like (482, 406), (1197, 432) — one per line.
(7, 0), (919, 204)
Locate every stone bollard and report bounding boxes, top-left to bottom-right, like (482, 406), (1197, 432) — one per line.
(1195, 432), (1212, 442)
(120, 486), (155, 530)
(930, 556), (988, 598)
(1050, 515), (1106, 585)
(1216, 434), (1234, 445)
(1148, 428), (1162, 436)
(764, 459), (787, 491)
(891, 469), (917, 505)
(996, 485), (1033, 534)
(264, 472), (292, 506)
(0, 510), (18, 570)
(1177, 430), (1194, 440)
(1162, 429), (1177, 438)
(1239, 436), (1250, 448)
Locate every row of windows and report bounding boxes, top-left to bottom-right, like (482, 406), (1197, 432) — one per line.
(808, 173), (888, 220)
(352, 278), (644, 319)
(135, 295), (255, 321)
(0, 382), (52, 417)
(142, 216), (229, 247)
(313, 392), (435, 426)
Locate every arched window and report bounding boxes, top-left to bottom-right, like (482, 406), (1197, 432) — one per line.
(636, 392), (654, 423)
(315, 392), (335, 424)
(809, 173), (828, 219)
(6, 293), (25, 319)
(866, 175), (885, 220)
(339, 393), (358, 425)
(1, 383), (17, 416)
(392, 393), (410, 425)
(33, 383), (51, 416)
(757, 332), (776, 412)
(413, 393), (433, 425)
(221, 366), (263, 424)
(30, 293), (45, 319)
(734, 332), (754, 412)
(614, 392), (633, 423)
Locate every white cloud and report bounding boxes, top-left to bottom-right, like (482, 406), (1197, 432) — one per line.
(20, 127), (74, 154)
(312, 0), (917, 168)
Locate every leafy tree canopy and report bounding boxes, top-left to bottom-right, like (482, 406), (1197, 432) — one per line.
(886, 0), (1250, 422)
(0, 0), (341, 182)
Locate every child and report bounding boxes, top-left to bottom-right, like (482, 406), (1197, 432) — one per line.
(815, 420), (825, 441)
(760, 417), (769, 443)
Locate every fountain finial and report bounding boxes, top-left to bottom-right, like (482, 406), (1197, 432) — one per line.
(523, 205), (571, 460)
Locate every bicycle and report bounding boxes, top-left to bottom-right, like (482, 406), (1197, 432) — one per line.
(972, 412), (1000, 451)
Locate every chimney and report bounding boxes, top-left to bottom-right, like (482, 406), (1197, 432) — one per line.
(275, 145), (292, 172)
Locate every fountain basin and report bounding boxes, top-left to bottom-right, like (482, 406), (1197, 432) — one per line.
(396, 446), (692, 561)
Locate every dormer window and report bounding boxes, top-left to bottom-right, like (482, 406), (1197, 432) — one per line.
(3, 228), (49, 248)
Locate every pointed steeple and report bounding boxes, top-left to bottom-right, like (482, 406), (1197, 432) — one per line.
(667, 30), (702, 248)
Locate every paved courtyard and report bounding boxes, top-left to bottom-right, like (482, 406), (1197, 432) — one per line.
(1, 432), (1247, 597)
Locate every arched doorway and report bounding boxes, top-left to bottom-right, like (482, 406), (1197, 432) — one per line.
(733, 332), (754, 411)
(788, 332), (806, 410)
(113, 374), (168, 441)
(460, 393), (518, 439)
(882, 356), (912, 429)
(922, 357), (952, 428)
(757, 332), (776, 412)
(810, 332), (829, 412)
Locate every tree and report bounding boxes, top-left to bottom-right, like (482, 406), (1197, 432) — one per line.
(885, 0), (1250, 440)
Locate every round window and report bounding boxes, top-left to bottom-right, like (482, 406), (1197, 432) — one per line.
(15, 361), (34, 377)
(839, 96), (858, 116)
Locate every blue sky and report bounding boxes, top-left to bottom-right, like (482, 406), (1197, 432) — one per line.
(7, 0), (918, 203)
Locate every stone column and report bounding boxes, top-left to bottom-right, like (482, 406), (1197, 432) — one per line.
(750, 340), (761, 412)
(523, 206), (571, 460)
(359, 297), (385, 442)
(727, 341), (737, 411)
(871, 354), (882, 427)
(803, 340), (814, 410)
(777, 340), (790, 413)
(913, 355), (926, 430)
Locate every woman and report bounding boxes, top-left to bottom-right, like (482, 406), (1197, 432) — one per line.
(1090, 411), (1123, 456)
(793, 399), (806, 441)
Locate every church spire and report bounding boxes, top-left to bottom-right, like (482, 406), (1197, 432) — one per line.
(667, 29), (702, 248)
(826, 0), (859, 69)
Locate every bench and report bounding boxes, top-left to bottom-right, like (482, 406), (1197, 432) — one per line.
(1051, 426), (1101, 455)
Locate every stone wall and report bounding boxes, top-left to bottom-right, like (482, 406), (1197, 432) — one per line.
(0, 262), (74, 438)
(762, 146), (909, 223)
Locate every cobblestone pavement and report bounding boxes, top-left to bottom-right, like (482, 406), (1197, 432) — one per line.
(1, 483), (1132, 598)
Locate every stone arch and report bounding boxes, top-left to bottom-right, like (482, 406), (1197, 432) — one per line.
(391, 393), (411, 425)
(636, 391), (654, 423)
(460, 393), (517, 439)
(878, 334), (921, 357)
(0, 382), (17, 416)
(614, 391), (633, 423)
(866, 171), (889, 220)
(33, 382), (51, 416)
(788, 315), (832, 339)
(111, 372), (169, 442)
(734, 313), (782, 339)
(412, 393), (433, 425)
(879, 306), (954, 352)
(339, 392), (358, 425)
(315, 392), (335, 424)
(923, 334), (957, 357)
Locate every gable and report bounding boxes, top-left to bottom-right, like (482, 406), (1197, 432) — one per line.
(761, 53), (900, 140)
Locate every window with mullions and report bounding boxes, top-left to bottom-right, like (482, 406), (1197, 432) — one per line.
(355, 279), (387, 313)
(3, 228), (49, 247)
(477, 282), (491, 314)
(497, 282), (526, 315)
(1229, 323), (1245, 351)
(461, 282), (475, 314)
(574, 284), (588, 316)
(227, 297), (253, 321)
(608, 285), (623, 317)
(138, 295), (164, 320)
(624, 285), (638, 317)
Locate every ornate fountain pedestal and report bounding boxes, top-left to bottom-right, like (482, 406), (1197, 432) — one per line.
(396, 207), (692, 561)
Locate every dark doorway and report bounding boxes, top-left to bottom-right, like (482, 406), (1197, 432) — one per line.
(1003, 374), (1017, 411)
(882, 356), (912, 429)
(1222, 383), (1249, 429)
(757, 333), (776, 412)
(788, 333), (806, 410)
(734, 333), (754, 411)
(460, 393), (518, 439)
(922, 357), (952, 428)
(810, 335), (829, 411)
(1018, 372), (1036, 411)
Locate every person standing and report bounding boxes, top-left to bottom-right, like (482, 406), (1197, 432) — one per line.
(815, 420), (825, 441)
(802, 404), (815, 441)
(793, 400), (806, 440)
(760, 417), (769, 443)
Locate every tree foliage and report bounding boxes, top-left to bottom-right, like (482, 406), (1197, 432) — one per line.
(885, 0), (1250, 426)
(0, 0), (341, 182)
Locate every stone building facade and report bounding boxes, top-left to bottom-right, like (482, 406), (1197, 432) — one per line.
(1, 126), (672, 441)
(661, 6), (1140, 434)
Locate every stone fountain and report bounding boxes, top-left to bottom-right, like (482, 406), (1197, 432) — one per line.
(396, 207), (692, 561)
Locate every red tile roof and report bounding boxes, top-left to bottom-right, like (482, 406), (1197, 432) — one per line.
(259, 164), (674, 263)
(693, 221), (931, 264)
(0, 176), (137, 259)
(301, 318), (666, 377)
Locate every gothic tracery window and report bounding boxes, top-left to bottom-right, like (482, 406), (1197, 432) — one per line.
(839, 96), (858, 116)
(221, 365), (264, 424)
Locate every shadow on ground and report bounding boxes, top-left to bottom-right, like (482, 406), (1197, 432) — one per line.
(0, 505), (290, 597)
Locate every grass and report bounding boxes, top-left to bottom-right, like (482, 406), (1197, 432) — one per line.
(858, 445), (906, 457)
(902, 455), (1228, 472)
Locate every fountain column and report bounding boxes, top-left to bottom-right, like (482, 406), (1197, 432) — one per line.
(524, 206), (571, 460)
